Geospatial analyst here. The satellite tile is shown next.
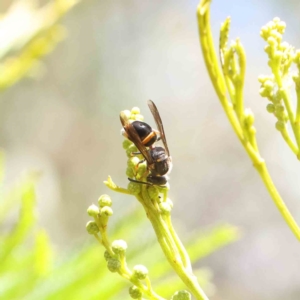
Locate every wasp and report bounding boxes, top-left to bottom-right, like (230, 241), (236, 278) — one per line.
(120, 100), (172, 186)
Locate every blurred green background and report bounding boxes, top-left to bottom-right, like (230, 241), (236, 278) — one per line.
(1, 0), (300, 299)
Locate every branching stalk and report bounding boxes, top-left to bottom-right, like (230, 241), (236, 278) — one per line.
(197, 0), (300, 241)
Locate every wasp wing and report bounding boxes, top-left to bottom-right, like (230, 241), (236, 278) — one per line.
(120, 111), (153, 164)
(147, 100), (170, 156)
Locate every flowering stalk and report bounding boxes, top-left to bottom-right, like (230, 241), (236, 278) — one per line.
(259, 18), (300, 157)
(102, 107), (208, 300)
(86, 195), (167, 300)
(197, 0), (300, 240)
(87, 106), (207, 299)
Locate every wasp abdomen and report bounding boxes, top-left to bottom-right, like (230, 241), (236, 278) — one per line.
(132, 121), (157, 147)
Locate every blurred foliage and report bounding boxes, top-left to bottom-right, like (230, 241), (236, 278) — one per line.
(0, 0), (80, 91)
(0, 1), (240, 299)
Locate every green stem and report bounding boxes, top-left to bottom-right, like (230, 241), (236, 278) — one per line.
(280, 127), (298, 156)
(273, 67), (300, 149)
(295, 84), (300, 125)
(104, 176), (133, 195)
(120, 269), (166, 300)
(234, 39), (246, 122)
(99, 228), (113, 255)
(294, 83), (300, 158)
(165, 215), (192, 273)
(248, 127), (259, 152)
(255, 161), (300, 240)
(140, 187), (209, 300)
(139, 189), (182, 266)
(119, 254), (164, 300)
(280, 89), (300, 144)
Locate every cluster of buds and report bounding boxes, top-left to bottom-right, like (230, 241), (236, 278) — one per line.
(87, 104), (202, 299)
(103, 239), (128, 273)
(86, 194), (113, 233)
(258, 75), (288, 131)
(86, 194), (158, 299)
(259, 18), (296, 133)
(260, 17), (293, 74)
(171, 290), (191, 300)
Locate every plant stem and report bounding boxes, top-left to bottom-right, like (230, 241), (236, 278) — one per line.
(139, 187), (209, 300)
(165, 215), (192, 273)
(255, 161), (300, 240)
(197, 0), (300, 241)
(280, 127), (298, 156)
(104, 176), (133, 195)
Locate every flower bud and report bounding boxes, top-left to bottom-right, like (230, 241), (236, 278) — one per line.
(104, 250), (113, 261)
(112, 240), (128, 254)
(244, 109), (255, 127)
(277, 21), (286, 33)
(132, 265), (148, 280)
(273, 31), (282, 42)
(260, 26), (268, 39)
(126, 144), (138, 157)
(267, 36), (276, 46)
(126, 167), (135, 178)
(87, 204), (100, 217)
(128, 156), (140, 168)
(123, 139), (132, 149)
(275, 104), (284, 113)
(259, 87), (269, 98)
(131, 107), (140, 115)
(147, 185), (160, 199)
(266, 103), (275, 113)
(280, 41), (289, 51)
(258, 75), (269, 83)
(172, 290), (191, 300)
(129, 286), (142, 299)
(127, 182), (141, 195)
(264, 45), (271, 55)
(134, 114), (144, 121)
(107, 258), (121, 273)
(100, 206), (113, 217)
(86, 221), (99, 234)
(98, 194), (112, 207)
(264, 80), (273, 91)
(137, 162), (147, 176)
(275, 120), (285, 131)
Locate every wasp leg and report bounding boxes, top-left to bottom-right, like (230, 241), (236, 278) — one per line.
(128, 177), (167, 188)
(131, 151), (142, 155)
(128, 177), (151, 185)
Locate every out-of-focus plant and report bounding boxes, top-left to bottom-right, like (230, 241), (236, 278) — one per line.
(0, 0), (80, 91)
(197, 0), (300, 241)
(87, 107), (240, 300)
